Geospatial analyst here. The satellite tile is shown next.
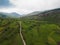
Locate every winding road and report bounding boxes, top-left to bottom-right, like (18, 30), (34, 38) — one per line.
(19, 21), (26, 45)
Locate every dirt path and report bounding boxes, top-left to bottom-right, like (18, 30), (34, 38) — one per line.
(20, 21), (26, 45)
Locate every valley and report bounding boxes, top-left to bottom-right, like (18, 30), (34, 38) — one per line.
(0, 8), (60, 45)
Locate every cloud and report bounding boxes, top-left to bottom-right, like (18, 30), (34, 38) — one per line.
(0, 0), (13, 8)
(0, 0), (60, 14)
(0, 8), (33, 14)
(10, 0), (60, 11)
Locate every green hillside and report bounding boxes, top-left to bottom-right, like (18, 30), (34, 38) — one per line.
(0, 18), (23, 45)
(0, 8), (60, 45)
(20, 8), (60, 45)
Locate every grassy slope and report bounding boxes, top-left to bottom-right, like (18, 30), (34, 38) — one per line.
(21, 20), (60, 45)
(0, 18), (23, 45)
(20, 8), (60, 45)
(0, 8), (60, 45)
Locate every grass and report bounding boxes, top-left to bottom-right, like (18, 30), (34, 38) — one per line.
(21, 20), (60, 45)
(0, 18), (22, 45)
(0, 16), (60, 45)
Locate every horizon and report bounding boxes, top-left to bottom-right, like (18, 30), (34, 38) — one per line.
(0, 0), (60, 14)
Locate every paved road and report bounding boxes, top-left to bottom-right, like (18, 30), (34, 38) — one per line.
(20, 21), (26, 45)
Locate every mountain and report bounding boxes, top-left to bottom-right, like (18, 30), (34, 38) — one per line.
(0, 12), (9, 18)
(26, 11), (41, 16)
(0, 12), (21, 18)
(22, 8), (60, 22)
(10, 12), (21, 18)
(0, 13), (7, 18)
(20, 8), (60, 45)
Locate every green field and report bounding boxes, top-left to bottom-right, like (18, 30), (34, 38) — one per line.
(0, 18), (60, 45)
(0, 18), (23, 45)
(21, 19), (60, 45)
(0, 8), (60, 45)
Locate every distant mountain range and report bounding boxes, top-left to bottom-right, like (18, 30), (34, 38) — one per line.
(10, 12), (21, 18)
(0, 12), (21, 18)
(21, 8), (60, 23)
(0, 8), (60, 20)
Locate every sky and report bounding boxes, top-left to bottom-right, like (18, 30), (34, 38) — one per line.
(0, 0), (60, 14)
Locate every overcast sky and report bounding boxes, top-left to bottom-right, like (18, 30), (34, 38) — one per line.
(0, 0), (60, 14)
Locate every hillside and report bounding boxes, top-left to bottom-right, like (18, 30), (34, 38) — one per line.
(20, 8), (60, 45)
(22, 8), (60, 21)
(0, 8), (60, 45)
(0, 18), (23, 45)
(0, 12), (21, 18)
